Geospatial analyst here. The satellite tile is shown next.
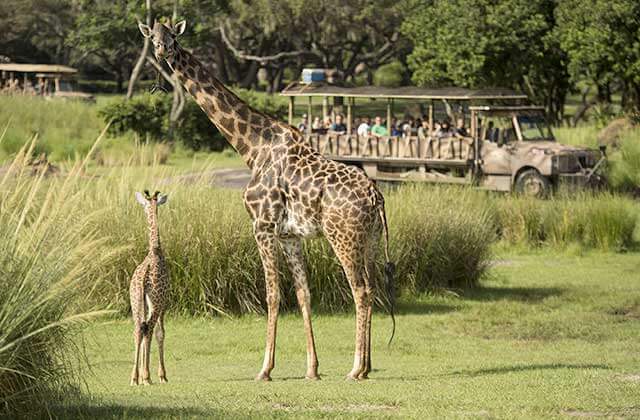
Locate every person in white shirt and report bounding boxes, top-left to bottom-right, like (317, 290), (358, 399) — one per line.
(357, 116), (371, 137)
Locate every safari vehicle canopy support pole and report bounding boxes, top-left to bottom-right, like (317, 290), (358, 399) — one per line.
(428, 102), (434, 136)
(288, 96), (294, 125)
(322, 96), (328, 119)
(346, 97), (353, 134)
(386, 98), (392, 133)
(307, 96), (312, 136)
(471, 110), (480, 176)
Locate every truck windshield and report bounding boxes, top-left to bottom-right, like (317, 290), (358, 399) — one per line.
(517, 115), (554, 141)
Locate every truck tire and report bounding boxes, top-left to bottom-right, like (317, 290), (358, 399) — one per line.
(515, 169), (550, 198)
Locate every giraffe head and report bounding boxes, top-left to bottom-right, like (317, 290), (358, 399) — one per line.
(138, 19), (186, 62)
(135, 190), (168, 213)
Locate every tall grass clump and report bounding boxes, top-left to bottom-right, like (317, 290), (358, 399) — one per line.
(385, 185), (496, 292)
(0, 137), (117, 416)
(497, 192), (637, 251)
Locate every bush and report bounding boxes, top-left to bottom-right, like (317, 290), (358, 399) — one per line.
(373, 61), (406, 88)
(98, 93), (168, 141)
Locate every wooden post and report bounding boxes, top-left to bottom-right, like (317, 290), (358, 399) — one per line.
(307, 96), (312, 136)
(322, 96), (328, 119)
(428, 102), (434, 136)
(346, 97), (352, 134)
(288, 96), (294, 125)
(386, 98), (392, 134)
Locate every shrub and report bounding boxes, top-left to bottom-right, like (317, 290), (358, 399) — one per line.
(98, 93), (168, 141)
(373, 61), (406, 88)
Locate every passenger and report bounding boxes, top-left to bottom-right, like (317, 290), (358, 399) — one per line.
(330, 114), (347, 134)
(311, 116), (323, 131)
(390, 117), (402, 137)
(401, 117), (415, 137)
(371, 116), (388, 137)
(297, 114), (308, 132)
(486, 121), (498, 142)
(357, 116), (371, 137)
(323, 116), (332, 130)
(438, 119), (454, 138)
(417, 118), (430, 140)
(432, 120), (442, 138)
(455, 117), (468, 137)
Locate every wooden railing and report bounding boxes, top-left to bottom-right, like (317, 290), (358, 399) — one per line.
(305, 134), (476, 161)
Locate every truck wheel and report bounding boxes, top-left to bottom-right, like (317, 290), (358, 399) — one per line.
(515, 169), (550, 198)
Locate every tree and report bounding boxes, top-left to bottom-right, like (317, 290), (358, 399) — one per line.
(217, 0), (408, 91)
(555, 0), (640, 111)
(402, 0), (569, 122)
(0, 0), (75, 64)
(67, 0), (153, 91)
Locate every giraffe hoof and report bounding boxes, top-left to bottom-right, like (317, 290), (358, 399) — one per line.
(255, 372), (272, 382)
(345, 374), (361, 382)
(142, 379), (152, 386)
(305, 374), (321, 381)
(130, 378), (139, 386)
(159, 376), (168, 383)
(357, 373), (369, 380)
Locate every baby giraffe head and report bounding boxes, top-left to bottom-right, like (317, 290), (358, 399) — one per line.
(135, 190), (168, 215)
(138, 19), (187, 62)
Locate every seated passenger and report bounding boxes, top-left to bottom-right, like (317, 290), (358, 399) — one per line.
(455, 117), (468, 137)
(417, 118), (430, 140)
(438, 120), (454, 138)
(330, 114), (347, 134)
(297, 114), (308, 132)
(357, 116), (371, 136)
(390, 117), (402, 137)
(311, 116), (323, 131)
(371, 116), (388, 137)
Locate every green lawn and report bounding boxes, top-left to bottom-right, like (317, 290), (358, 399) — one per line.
(59, 251), (640, 418)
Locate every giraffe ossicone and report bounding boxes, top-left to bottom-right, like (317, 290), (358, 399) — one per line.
(138, 20), (395, 381)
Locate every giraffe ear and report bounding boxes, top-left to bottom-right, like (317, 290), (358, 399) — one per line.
(138, 22), (152, 38)
(174, 20), (186, 36)
(157, 194), (168, 206)
(135, 191), (148, 207)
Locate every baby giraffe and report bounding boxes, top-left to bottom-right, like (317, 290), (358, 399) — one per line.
(130, 190), (169, 386)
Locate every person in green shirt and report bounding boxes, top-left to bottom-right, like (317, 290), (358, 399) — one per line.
(371, 116), (388, 137)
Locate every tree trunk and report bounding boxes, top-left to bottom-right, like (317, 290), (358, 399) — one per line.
(127, 0), (152, 99)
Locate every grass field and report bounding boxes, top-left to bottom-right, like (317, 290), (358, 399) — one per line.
(53, 251), (640, 419)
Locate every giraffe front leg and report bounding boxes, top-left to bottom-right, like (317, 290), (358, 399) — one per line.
(281, 239), (320, 380)
(254, 227), (280, 382)
(156, 314), (167, 383)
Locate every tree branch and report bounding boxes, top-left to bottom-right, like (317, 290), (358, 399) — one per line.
(218, 25), (316, 64)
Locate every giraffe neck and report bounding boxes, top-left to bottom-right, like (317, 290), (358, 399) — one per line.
(146, 206), (161, 253)
(167, 45), (281, 169)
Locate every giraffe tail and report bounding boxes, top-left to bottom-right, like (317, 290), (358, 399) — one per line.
(376, 192), (396, 347)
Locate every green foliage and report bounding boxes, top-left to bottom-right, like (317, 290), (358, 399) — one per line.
(98, 93), (169, 140)
(373, 61), (405, 88)
(402, 0), (569, 120)
(555, 0), (640, 110)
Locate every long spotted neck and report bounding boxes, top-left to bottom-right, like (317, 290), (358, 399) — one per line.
(166, 45), (281, 169)
(146, 205), (161, 254)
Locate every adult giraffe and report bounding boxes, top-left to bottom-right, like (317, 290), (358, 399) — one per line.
(138, 19), (395, 381)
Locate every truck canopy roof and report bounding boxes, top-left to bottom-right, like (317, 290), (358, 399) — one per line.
(0, 63), (78, 75)
(280, 83), (527, 101)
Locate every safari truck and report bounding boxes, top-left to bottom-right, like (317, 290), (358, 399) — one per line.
(280, 83), (606, 197)
(0, 63), (94, 101)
